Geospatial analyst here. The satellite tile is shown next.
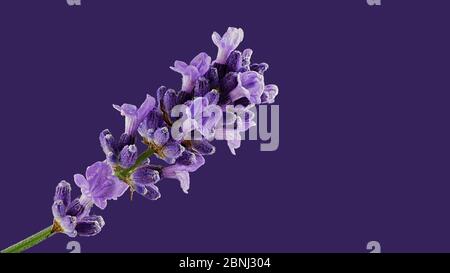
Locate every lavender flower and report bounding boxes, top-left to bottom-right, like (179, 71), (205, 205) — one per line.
(113, 94), (156, 137)
(170, 53), (211, 92)
(0, 27), (281, 253)
(139, 126), (185, 164)
(52, 181), (105, 237)
(228, 71), (265, 104)
(260, 84), (279, 104)
(131, 163), (161, 200)
(74, 161), (128, 209)
(99, 129), (140, 169)
(212, 27), (244, 64)
(176, 92), (222, 141)
(215, 105), (256, 155)
(161, 151), (205, 193)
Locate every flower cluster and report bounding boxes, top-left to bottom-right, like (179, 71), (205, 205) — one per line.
(51, 27), (279, 237)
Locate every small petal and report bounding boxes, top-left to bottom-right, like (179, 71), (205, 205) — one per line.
(137, 95), (156, 122)
(190, 52), (211, 76)
(114, 95), (155, 137)
(176, 171), (190, 194)
(153, 127), (170, 146)
(191, 140), (216, 155)
(211, 31), (222, 47)
(226, 50), (242, 72)
(119, 145), (138, 168)
(82, 215), (105, 229)
(229, 71), (264, 104)
(99, 129), (116, 156)
(132, 165), (160, 186)
(250, 63), (269, 75)
(141, 184), (161, 201)
(66, 197), (92, 220)
(146, 109), (165, 132)
(52, 200), (66, 219)
(75, 215), (104, 237)
(162, 89), (177, 114)
(54, 180), (71, 207)
(261, 84), (279, 104)
(117, 133), (134, 150)
(162, 169), (190, 194)
(241, 48), (253, 70)
(58, 215), (78, 237)
(176, 150), (197, 166)
(161, 142), (185, 162)
(156, 86), (168, 108)
(205, 90), (219, 105)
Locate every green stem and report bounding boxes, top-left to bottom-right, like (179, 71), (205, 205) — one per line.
(114, 147), (155, 181)
(130, 147), (155, 171)
(1, 225), (55, 253)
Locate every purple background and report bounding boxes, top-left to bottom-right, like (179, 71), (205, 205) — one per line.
(1, 0), (449, 253)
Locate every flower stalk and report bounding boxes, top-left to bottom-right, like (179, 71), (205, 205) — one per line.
(1, 225), (55, 253)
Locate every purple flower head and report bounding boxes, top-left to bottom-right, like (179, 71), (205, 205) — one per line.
(113, 94), (156, 137)
(212, 27), (244, 64)
(130, 163), (161, 201)
(74, 161), (129, 209)
(260, 84), (279, 104)
(99, 129), (139, 168)
(52, 181), (105, 237)
(161, 152), (205, 194)
(170, 52), (211, 92)
(139, 125), (185, 164)
(228, 71), (265, 104)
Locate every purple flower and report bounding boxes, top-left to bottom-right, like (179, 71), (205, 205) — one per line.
(139, 126), (185, 164)
(241, 48), (253, 71)
(113, 94), (156, 137)
(131, 163), (161, 200)
(52, 181), (105, 237)
(212, 27), (244, 64)
(170, 52), (211, 92)
(161, 152), (205, 194)
(99, 129), (140, 168)
(228, 71), (265, 104)
(175, 92), (222, 141)
(74, 161), (129, 209)
(215, 105), (256, 155)
(260, 84), (279, 104)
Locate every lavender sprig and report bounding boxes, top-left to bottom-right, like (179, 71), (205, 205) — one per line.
(1, 27), (279, 253)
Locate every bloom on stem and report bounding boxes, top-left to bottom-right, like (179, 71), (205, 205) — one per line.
(113, 94), (156, 137)
(212, 27), (244, 64)
(170, 53), (211, 92)
(215, 105), (256, 155)
(161, 151), (205, 194)
(52, 181), (105, 237)
(74, 161), (129, 209)
(131, 163), (161, 200)
(260, 84), (279, 104)
(228, 71), (265, 104)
